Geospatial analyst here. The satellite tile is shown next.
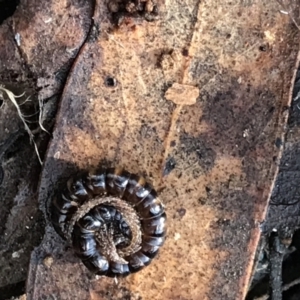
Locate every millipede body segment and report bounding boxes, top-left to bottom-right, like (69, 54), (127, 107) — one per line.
(51, 167), (167, 277)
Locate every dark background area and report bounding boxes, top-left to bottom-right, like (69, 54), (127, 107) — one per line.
(0, 0), (19, 26)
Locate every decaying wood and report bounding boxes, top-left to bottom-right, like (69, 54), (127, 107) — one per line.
(10, 0), (299, 299)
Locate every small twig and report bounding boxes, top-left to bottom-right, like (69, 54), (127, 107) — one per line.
(0, 85), (42, 164)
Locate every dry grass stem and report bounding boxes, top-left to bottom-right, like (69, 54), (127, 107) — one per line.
(38, 97), (50, 134)
(0, 85), (42, 164)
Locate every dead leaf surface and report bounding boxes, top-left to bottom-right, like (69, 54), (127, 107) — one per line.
(25, 0), (300, 299)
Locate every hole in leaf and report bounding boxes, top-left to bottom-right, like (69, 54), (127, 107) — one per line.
(105, 77), (117, 87)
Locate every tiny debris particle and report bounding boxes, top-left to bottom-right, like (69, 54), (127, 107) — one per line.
(279, 10), (289, 15)
(14, 33), (21, 46)
(165, 83), (199, 105)
(174, 232), (181, 241)
(12, 250), (22, 258)
(126, 1), (136, 13)
(264, 30), (276, 43)
(109, 0), (159, 25)
(163, 156), (176, 176)
(177, 207), (186, 218)
(54, 151), (60, 159)
(243, 129), (249, 138)
(145, 0), (154, 13)
(43, 255), (54, 268)
(44, 17), (53, 23)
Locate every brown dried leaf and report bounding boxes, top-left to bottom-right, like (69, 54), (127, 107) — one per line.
(25, 0), (300, 300)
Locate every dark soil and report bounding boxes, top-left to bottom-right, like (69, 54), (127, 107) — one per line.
(246, 69), (300, 300)
(0, 0), (19, 25)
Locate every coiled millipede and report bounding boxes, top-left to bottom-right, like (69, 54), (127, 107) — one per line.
(50, 167), (167, 277)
